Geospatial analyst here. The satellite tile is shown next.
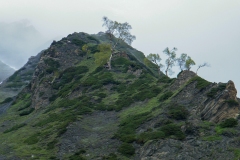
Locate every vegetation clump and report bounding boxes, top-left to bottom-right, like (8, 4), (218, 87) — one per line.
(136, 130), (165, 144)
(225, 99), (239, 106)
(0, 97), (13, 104)
(118, 143), (135, 156)
(3, 123), (26, 133)
(167, 105), (189, 120)
(159, 91), (173, 102)
(69, 149), (87, 160)
(160, 123), (185, 140)
(189, 76), (211, 90)
(219, 118), (238, 128)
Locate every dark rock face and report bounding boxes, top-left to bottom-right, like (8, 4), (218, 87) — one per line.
(199, 80), (239, 123)
(58, 111), (120, 159)
(171, 71), (240, 123)
(137, 139), (235, 160)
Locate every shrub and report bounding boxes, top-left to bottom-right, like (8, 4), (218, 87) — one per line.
(72, 39), (86, 47)
(225, 99), (239, 106)
(160, 123), (185, 140)
(159, 91), (173, 102)
(44, 58), (60, 68)
(16, 100), (31, 111)
(19, 108), (34, 116)
(158, 76), (174, 83)
(102, 153), (118, 160)
(118, 143), (135, 156)
(4, 123), (26, 133)
(69, 149), (87, 160)
(115, 112), (151, 142)
(49, 94), (58, 102)
(167, 105), (189, 120)
(0, 97), (13, 104)
(136, 131), (165, 144)
(97, 93), (107, 98)
(47, 140), (58, 150)
(24, 133), (40, 145)
(219, 118), (238, 128)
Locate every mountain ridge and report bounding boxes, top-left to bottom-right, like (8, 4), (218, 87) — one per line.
(0, 32), (239, 159)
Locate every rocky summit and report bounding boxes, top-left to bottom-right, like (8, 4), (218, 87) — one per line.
(0, 32), (240, 160)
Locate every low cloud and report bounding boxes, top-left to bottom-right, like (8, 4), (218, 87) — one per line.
(0, 20), (49, 69)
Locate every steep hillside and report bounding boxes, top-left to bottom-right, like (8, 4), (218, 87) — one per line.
(0, 60), (15, 82)
(0, 32), (239, 160)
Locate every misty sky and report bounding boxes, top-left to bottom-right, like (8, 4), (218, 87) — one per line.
(1, 0), (240, 95)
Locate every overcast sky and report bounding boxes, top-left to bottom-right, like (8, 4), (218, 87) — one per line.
(1, 0), (240, 95)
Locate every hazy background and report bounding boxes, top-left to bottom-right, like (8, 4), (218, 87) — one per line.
(0, 0), (240, 95)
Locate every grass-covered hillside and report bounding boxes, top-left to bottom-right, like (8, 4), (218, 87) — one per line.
(0, 32), (240, 160)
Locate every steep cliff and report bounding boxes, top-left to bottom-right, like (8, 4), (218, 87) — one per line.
(0, 32), (239, 160)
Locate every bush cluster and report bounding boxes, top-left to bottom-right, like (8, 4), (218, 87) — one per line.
(219, 118), (238, 128)
(189, 76), (211, 90)
(167, 105), (189, 120)
(118, 143), (135, 156)
(159, 91), (173, 102)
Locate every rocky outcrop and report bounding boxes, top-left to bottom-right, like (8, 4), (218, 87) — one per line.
(170, 70), (196, 91)
(172, 71), (240, 123)
(136, 138), (235, 160)
(199, 80), (240, 123)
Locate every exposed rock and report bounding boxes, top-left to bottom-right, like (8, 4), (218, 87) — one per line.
(170, 70), (196, 91)
(136, 139), (235, 160)
(199, 80), (240, 123)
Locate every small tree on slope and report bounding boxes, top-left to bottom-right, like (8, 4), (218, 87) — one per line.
(145, 53), (164, 75)
(102, 16), (136, 69)
(163, 47), (177, 77)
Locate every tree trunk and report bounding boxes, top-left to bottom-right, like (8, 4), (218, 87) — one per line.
(108, 54), (113, 70)
(196, 67), (200, 75)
